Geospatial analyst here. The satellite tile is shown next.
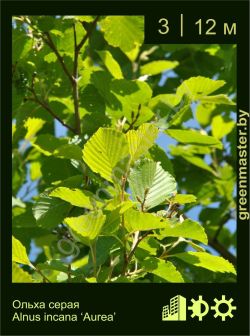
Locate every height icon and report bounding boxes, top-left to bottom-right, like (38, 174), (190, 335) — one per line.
(162, 295), (186, 321)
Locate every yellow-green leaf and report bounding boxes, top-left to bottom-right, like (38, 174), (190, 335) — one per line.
(171, 194), (197, 204)
(24, 118), (45, 140)
(200, 94), (235, 105)
(30, 161), (42, 180)
(124, 209), (168, 233)
(97, 50), (123, 79)
(172, 252), (236, 274)
(140, 60), (179, 76)
(100, 16), (144, 53)
(177, 76), (225, 101)
(82, 128), (130, 183)
(12, 262), (33, 283)
(126, 123), (158, 163)
(129, 158), (177, 210)
(50, 187), (101, 209)
(65, 211), (106, 243)
(12, 236), (32, 266)
(166, 129), (223, 149)
(211, 115), (235, 139)
(142, 257), (184, 282)
(159, 219), (208, 244)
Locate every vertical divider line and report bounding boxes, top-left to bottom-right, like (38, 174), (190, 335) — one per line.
(180, 13), (184, 37)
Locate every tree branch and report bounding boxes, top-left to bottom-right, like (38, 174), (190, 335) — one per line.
(126, 231), (151, 271)
(71, 16), (100, 135)
(33, 266), (51, 283)
(126, 104), (141, 131)
(213, 213), (231, 240)
(78, 16), (100, 52)
(166, 202), (237, 266)
(67, 264), (72, 282)
(43, 32), (73, 85)
(72, 23), (81, 135)
(27, 79), (76, 134)
(208, 238), (236, 266)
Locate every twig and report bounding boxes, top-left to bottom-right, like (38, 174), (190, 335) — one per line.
(33, 266), (51, 283)
(120, 174), (129, 275)
(27, 78), (76, 134)
(126, 104), (141, 131)
(171, 206), (236, 266)
(72, 16), (100, 135)
(90, 242), (97, 277)
(78, 16), (100, 52)
(67, 264), (72, 282)
(160, 237), (185, 259)
(208, 238), (236, 266)
(72, 23), (81, 135)
(213, 213), (231, 240)
(43, 32), (73, 84)
(125, 231), (151, 270)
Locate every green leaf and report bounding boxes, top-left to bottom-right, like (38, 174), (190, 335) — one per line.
(169, 144), (214, 172)
(50, 187), (101, 209)
(12, 28), (33, 62)
(124, 209), (168, 233)
(147, 145), (174, 175)
(41, 157), (79, 184)
(100, 16), (144, 53)
(172, 252), (236, 274)
(12, 262), (33, 283)
(140, 60), (179, 76)
(110, 79), (152, 118)
(126, 123), (158, 163)
(142, 257), (184, 282)
(211, 115), (235, 139)
(64, 211), (106, 243)
(148, 94), (180, 126)
(177, 76), (225, 101)
(171, 194), (197, 204)
(166, 129), (223, 149)
(49, 96), (75, 113)
(33, 193), (71, 229)
(37, 260), (81, 275)
(32, 134), (67, 155)
(196, 103), (216, 127)
(200, 94), (235, 105)
(62, 16), (92, 22)
(159, 219), (208, 244)
(56, 22), (86, 58)
(179, 153), (215, 174)
(129, 158), (177, 210)
(12, 236), (32, 266)
(13, 205), (37, 228)
(32, 134), (82, 160)
(37, 16), (55, 31)
(136, 237), (159, 256)
(168, 104), (192, 127)
(44, 52), (57, 63)
(53, 144), (83, 161)
(102, 208), (121, 235)
(97, 50), (123, 79)
(82, 128), (130, 183)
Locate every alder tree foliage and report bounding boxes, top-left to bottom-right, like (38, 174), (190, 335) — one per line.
(12, 16), (237, 283)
